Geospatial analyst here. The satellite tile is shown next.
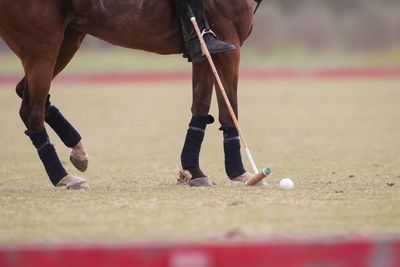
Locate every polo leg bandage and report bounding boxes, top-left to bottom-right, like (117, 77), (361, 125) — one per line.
(25, 129), (68, 186)
(181, 115), (214, 178)
(220, 126), (246, 179)
(45, 95), (81, 148)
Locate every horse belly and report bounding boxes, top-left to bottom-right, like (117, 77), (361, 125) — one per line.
(70, 0), (182, 54)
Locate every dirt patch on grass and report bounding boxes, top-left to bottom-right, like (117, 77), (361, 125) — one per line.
(224, 229), (244, 240)
(228, 201), (245, 206)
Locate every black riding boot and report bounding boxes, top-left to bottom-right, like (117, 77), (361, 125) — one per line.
(175, 0), (235, 62)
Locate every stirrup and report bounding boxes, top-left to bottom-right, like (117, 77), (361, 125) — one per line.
(201, 29), (217, 38)
(200, 29), (217, 55)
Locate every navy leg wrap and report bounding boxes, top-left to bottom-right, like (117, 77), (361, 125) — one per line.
(45, 95), (81, 148)
(181, 115), (214, 173)
(220, 126), (246, 179)
(25, 129), (68, 186)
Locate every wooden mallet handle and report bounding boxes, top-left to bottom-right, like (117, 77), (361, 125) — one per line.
(245, 167), (271, 186)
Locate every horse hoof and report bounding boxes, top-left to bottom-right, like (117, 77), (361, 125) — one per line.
(56, 175), (91, 191)
(70, 154), (88, 172)
(189, 177), (213, 187)
(67, 181), (91, 191)
(70, 141), (89, 172)
(232, 171), (269, 187)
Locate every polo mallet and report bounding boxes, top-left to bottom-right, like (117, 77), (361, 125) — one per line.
(189, 15), (271, 186)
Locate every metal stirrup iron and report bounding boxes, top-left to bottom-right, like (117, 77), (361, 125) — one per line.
(200, 29), (216, 55)
(201, 29), (216, 38)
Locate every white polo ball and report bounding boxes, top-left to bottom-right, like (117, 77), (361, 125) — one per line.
(279, 178), (294, 190)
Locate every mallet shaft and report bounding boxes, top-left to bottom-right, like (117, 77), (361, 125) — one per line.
(245, 147), (258, 174)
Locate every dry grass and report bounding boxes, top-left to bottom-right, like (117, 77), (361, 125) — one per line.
(0, 79), (400, 244)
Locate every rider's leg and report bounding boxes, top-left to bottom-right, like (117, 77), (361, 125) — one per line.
(175, 0), (235, 62)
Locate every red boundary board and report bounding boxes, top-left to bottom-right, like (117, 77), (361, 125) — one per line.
(1, 68), (400, 85)
(1, 239), (399, 267)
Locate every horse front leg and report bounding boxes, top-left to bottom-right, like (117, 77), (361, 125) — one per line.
(213, 48), (265, 185)
(15, 27), (89, 172)
(180, 60), (214, 187)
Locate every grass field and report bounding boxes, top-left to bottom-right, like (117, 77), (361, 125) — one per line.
(0, 78), (399, 244)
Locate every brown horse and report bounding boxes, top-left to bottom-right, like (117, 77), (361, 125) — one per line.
(0, 0), (256, 189)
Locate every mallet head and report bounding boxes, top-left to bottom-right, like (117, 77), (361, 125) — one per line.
(245, 167), (271, 186)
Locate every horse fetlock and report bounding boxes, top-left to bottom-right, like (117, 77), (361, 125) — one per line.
(56, 174), (90, 190)
(70, 141), (89, 172)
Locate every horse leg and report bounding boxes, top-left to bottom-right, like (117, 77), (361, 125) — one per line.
(21, 52), (89, 190)
(2, 14), (89, 190)
(180, 60), (214, 187)
(48, 27), (89, 172)
(15, 27), (89, 172)
(212, 48), (265, 185)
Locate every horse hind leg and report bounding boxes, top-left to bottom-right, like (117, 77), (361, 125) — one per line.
(50, 27), (90, 172)
(179, 60), (214, 187)
(46, 95), (89, 172)
(15, 27), (89, 172)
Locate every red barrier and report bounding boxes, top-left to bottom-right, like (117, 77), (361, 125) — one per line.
(1, 68), (400, 85)
(1, 239), (399, 267)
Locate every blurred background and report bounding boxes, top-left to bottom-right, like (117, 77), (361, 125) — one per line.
(1, 0), (400, 74)
(249, 0), (400, 67)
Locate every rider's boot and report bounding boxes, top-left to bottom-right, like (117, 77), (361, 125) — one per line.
(175, 0), (235, 62)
